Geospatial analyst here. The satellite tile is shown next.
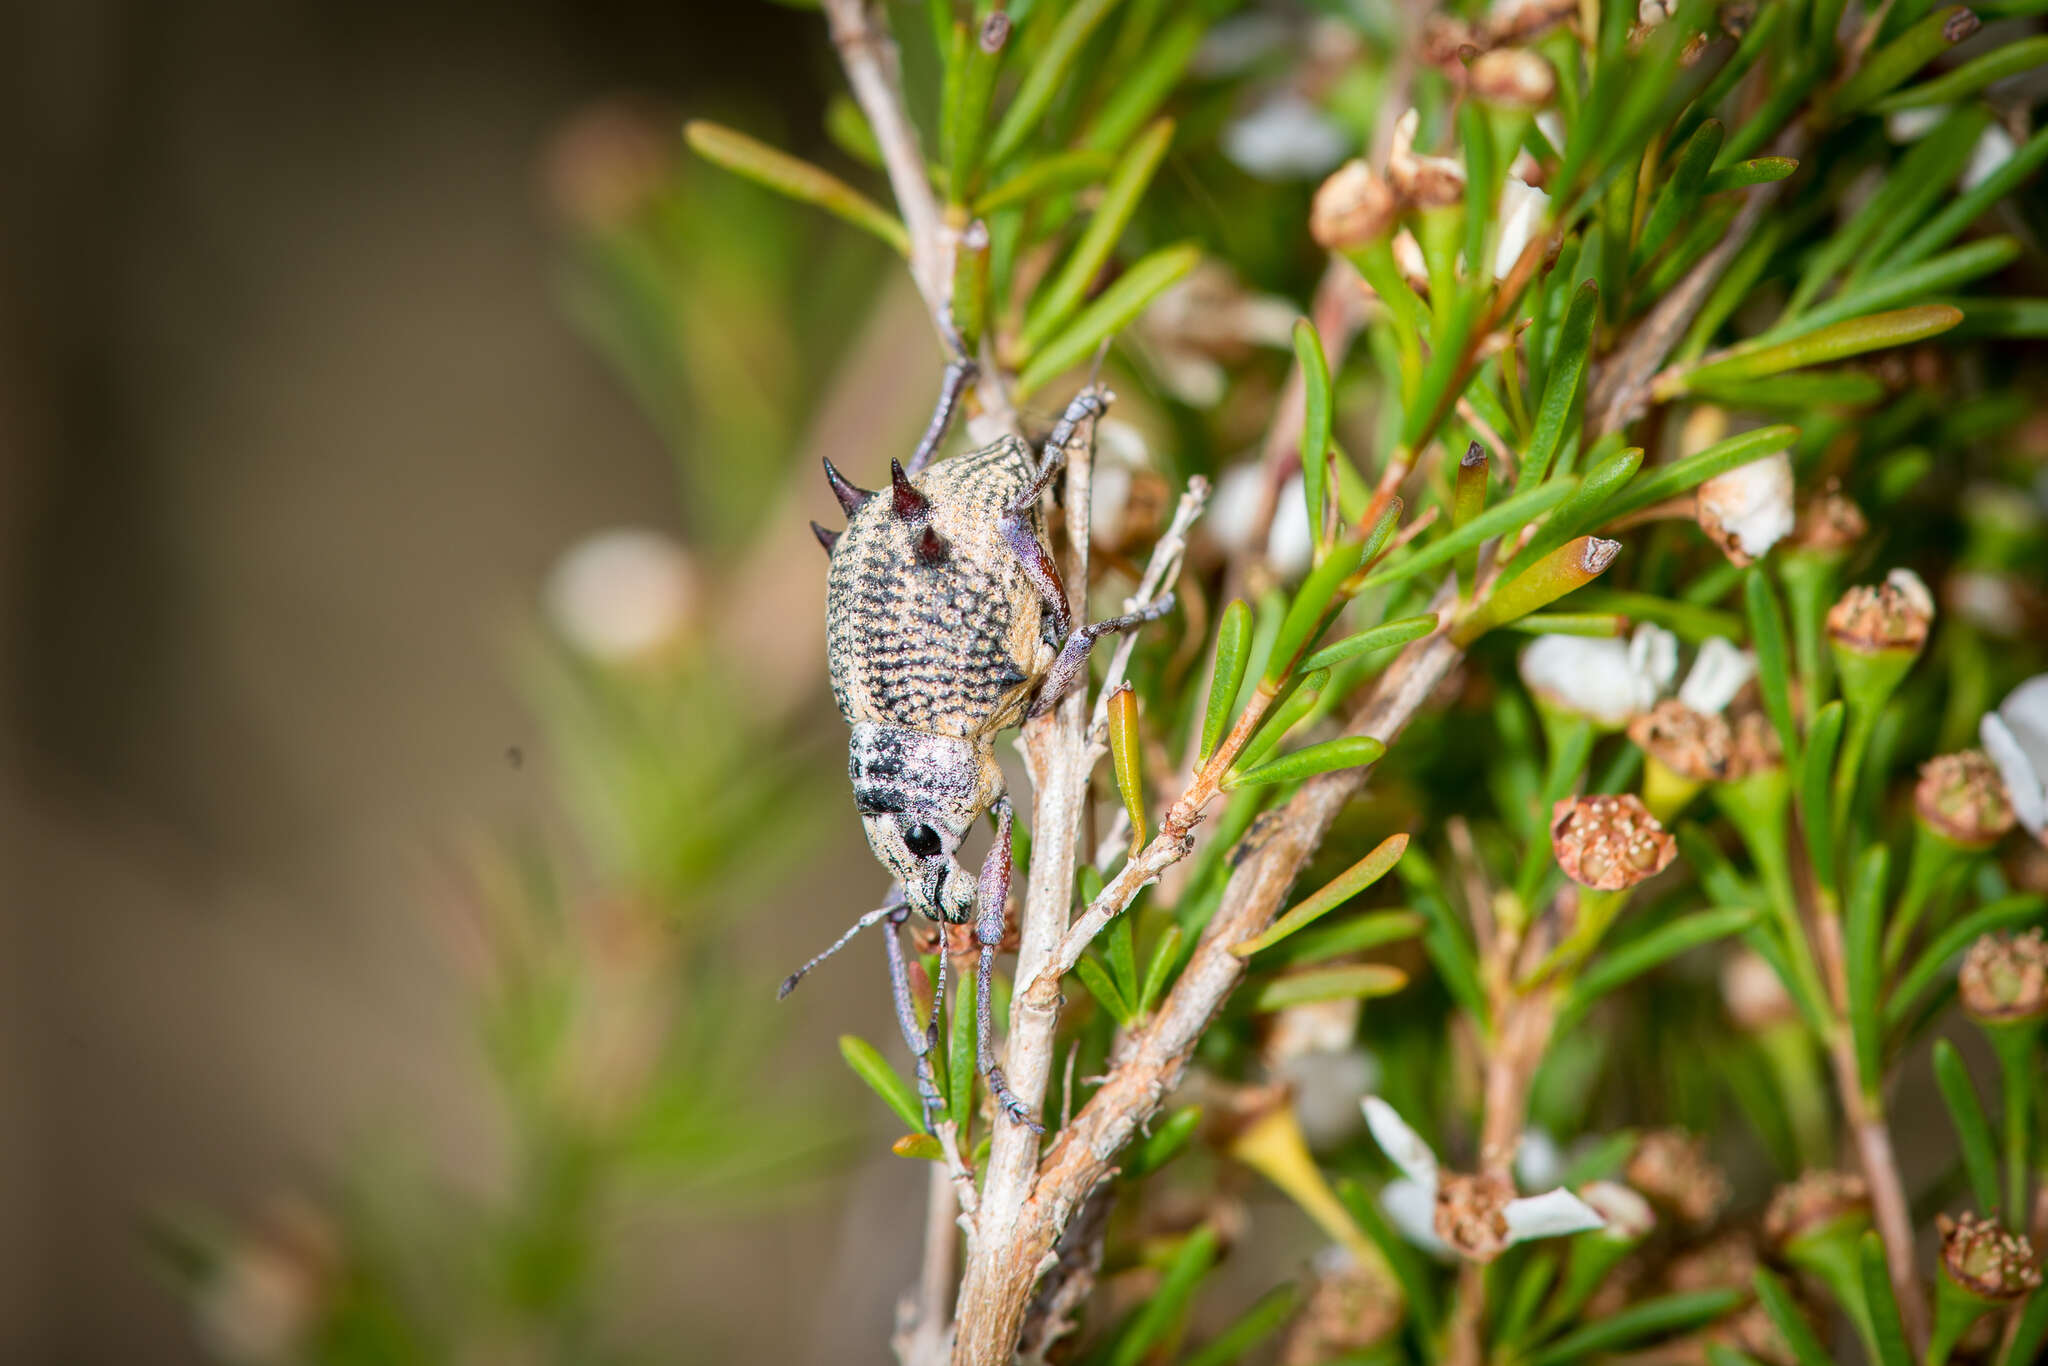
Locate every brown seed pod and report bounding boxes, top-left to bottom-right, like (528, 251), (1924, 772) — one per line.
(1551, 794), (1677, 891)
(1627, 1129), (1731, 1227)
(1939, 1212), (2042, 1301)
(1629, 700), (1735, 782)
(1764, 1171), (1870, 1250)
(1915, 750), (2017, 848)
(1311, 160), (1399, 251)
(1826, 572), (1934, 654)
(1958, 930), (2048, 1025)
(1435, 1170), (1518, 1261)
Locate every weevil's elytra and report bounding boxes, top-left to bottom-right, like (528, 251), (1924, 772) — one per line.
(787, 359), (1174, 1132)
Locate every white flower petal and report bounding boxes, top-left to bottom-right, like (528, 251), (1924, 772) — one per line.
(1268, 473), (1316, 578)
(1091, 463), (1133, 545)
(1493, 177), (1551, 280)
(1362, 1096), (1439, 1189)
(1629, 624), (1681, 707)
(1579, 1180), (1656, 1241)
(1502, 1187), (1607, 1244)
(1886, 106), (1948, 144)
(1698, 451), (1795, 559)
(1381, 1177), (1451, 1257)
(1984, 674), (2048, 838)
(1222, 93), (1350, 181)
(1535, 110), (1566, 153)
(1207, 464), (1268, 555)
(1519, 636), (1644, 727)
(1515, 1127), (1563, 1191)
(1965, 125), (2018, 192)
(1887, 567), (1935, 620)
(1678, 637), (1756, 715)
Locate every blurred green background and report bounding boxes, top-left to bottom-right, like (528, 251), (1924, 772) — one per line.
(2, 1), (959, 1360)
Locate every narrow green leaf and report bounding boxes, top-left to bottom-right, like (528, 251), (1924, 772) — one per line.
(1676, 306), (1962, 391)
(1701, 156), (1798, 194)
(1885, 129), (2048, 273)
(1246, 962), (1408, 1011)
(1832, 6), (1982, 116)
(1933, 1038), (2002, 1214)
(1597, 426), (1800, 525)
(839, 1034), (925, 1131)
(685, 121), (908, 255)
(1296, 318), (1334, 558)
(948, 959), (975, 1130)
(1453, 535), (1623, 645)
(1231, 670), (1330, 776)
(1224, 735), (1387, 791)
(1107, 912), (1139, 1012)
(1234, 833), (1410, 957)
(1356, 478), (1581, 593)
(1138, 923), (1184, 1015)
(1180, 1284), (1302, 1366)
(1527, 1289), (1746, 1366)
(1075, 953), (1136, 1026)
(1777, 237), (2019, 346)
(1951, 298), (2048, 338)
(1501, 445), (1643, 579)
(1687, 370), (1888, 409)
(892, 1132), (943, 1160)
(1201, 600), (1253, 764)
(973, 148), (1115, 214)
(1745, 568), (1801, 769)
(1559, 1129), (1640, 1187)
(1108, 683), (1146, 850)
(1562, 907), (1757, 1022)
(1302, 613), (1440, 670)
(1523, 282), (1599, 488)
(1799, 701), (1845, 893)
(1568, 590), (1744, 642)
(1082, 12), (1205, 153)
(1876, 34), (2048, 110)
(1753, 1269), (1832, 1366)
(1635, 120), (1724, 268)
(985, 0), (1124, 167)
(1250, 910), (1426, 970)
(1015, 241), (1200, 398)
(1106, 1225), (1219, 1366)
(1125, 1104), (1201, 1179)
(1265, 537), (1371, 684)
(1019, 118), (1176, 353)
(1845, 843), (1889, 1091)
(2000, 1282), (2048, 1366)
(1859, 1232), (1912, 1366)
(1500, 612), (1628, 636)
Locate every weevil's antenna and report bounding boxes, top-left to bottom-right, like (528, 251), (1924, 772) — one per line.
(777, 897), (902, 999)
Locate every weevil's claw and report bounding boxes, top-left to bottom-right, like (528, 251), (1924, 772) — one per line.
(777, 972), (804, 1000)
(986, 1065), (1044, 1132)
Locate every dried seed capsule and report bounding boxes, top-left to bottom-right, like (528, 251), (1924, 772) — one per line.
(1627, 1129), (1731, 1227)
(1826, 569), (1935, 656)
(1939, 1212), (2042, 1302)
(1958, 930), (2048, 1025)
(1787, 481), (1868, 558)
(1434, 1170), (1519, 1261)
(1310, 160), (1399, 251)
(1915, 751), (2016, 849)
(1469, 48), (1558, 109)
(1550, 794), (1677, 891)
(1630, 700), (1735, 782)
(1764, 1171), (1870, 1252)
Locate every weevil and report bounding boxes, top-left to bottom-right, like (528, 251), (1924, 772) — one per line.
(781, 357), (1172, 1130)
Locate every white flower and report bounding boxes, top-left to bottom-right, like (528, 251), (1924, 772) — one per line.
(1536, 110), (1567, 154)
(1519, 624), (1679, 727)
(1268, 473), (1316, 577)
(1207, 464), (1269, 557)
(1363, 1097), (1604, 1258)
(1982, 674), (2048, 840)
(1888, 566), (1936, 619)
(1886, 107), (1948, 143)
(1638, 0), (1676, 24)
(544, 528), (699, 663)
(1223, 92), (1350, 181)
(1966, 124), (2018, 192)
(1677, 637), (1756, 715)
(1493, 176), (1551, 279)
(1580, 1180), (1657, 1242)
(1697, 450), (1795, 563)
(1516, 1127), (1563, 1190)
(1089, 418), (1151, 545)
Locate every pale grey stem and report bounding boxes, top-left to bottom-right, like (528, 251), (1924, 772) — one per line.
(895, 1159), (960, 1366)
(1087, 475), (1210, 741)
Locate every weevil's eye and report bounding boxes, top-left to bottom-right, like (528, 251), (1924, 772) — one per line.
(902, 823), (943, 858)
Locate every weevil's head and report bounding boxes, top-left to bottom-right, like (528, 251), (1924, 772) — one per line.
(848, 722), (1001, 923)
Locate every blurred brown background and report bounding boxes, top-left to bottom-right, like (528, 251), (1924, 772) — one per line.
(2, 1), (928, 1359)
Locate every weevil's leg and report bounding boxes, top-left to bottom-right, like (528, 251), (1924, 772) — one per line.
(999, 513), (1071, 640)
(1027, 592), (1178, 720)
(1006, 389), (1107, 514)
(883, 905), (946, 1132)
(777, 889), (905, 998)
(975, 794), (1041, 1131)
(905, 353), (978, 479)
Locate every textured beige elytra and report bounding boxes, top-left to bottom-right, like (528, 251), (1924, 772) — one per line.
(826, 436), (1052, 740)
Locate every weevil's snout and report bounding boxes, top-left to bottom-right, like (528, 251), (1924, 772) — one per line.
(858, 813), (976, 922)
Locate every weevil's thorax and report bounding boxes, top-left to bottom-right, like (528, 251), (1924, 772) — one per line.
(825, 435), (1053, 737)
(847, 721), (1001, 922)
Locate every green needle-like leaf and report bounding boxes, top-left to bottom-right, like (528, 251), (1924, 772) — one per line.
(1832, 6), (1980, 117)
(1753, 1269), (1833, 1366)
(973, 148), (1115, 215)
(1355, 478), (1580, 593)
(1933, 1038), (2002, 1214)
(1019, 118), (1175, 353)
(1700, 156), (1798, 194)
(1295, 318), (1334, 558)
(1245, 962), (1408, 1010)
(1598, 425), (1799, 525)
(1125, 1104), (1201, 1179)
(1201, 600), (1253, 764)
(685, 121), (909, 255)
(985, 0), (1125, 168)
(1526, 1289), (1745, 1366)
(1859, 1233), (1912, 1366)
(1234, 833), (1410, 956)
(1875, 34), (2048, 110)
(1302, 613), (1440, 670)
(1744, 567), (1801, 769)
(1800, 701), (1845, 894)
(839, 1034), (925, 1131)
(1887, 895), (2046, 1032)
(1015, 241), (1200, 398)
(1138, 923), (1183, 1016)
(1224, 735), (1386, 790)
(1179, 1284), (1301, 1366)
(1075, 953), (1136, 1026)
(1844, 843), (1889, 1091)
(1673, 306), (1961, 393)
(1524, 281), (1600, 488)
(1562, 907), (1757, 1023)
(1250, 910), (1426, 970)
(1105, 1225), (1218, 1366)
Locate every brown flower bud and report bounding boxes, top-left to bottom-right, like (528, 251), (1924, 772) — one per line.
(1435, 1170), (1518, 1261)
(1764, 1171), (1870, 1250)
(1470, 48), (1558, 108)
(1916, 751), (2016, 848)
(1627, 1129), (1731, 1226)
(1629, 700), (1735, 782)
(1826, 571), (1934, 655)
(1939, 1212), (2041, 1302)
(1310, 160), (1398, 250)
(1725, 707), (1785, 780)
(1551, 794), (1677, 891)
(1389, 110), (1467, 208)
(1958, 930), (2048, 1025)
(1788, 480), (1867, 556)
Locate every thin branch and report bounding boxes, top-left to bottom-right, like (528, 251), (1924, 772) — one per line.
(895, 1161), (960, 1366)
